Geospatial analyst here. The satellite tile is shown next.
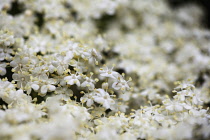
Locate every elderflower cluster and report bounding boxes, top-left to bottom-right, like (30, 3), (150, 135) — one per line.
(0, 0), (210, 140)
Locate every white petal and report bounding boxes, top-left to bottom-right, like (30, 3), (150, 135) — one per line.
(16, 89), (24, 95)
(27, 88), (32, 95)
(65, 51), (74, 60)
(64, 76), (72, 81)
(166, 105), (174, 111)
(22, 57), (29, 64)
(175, 105), (183, 112)
(67, 79), (74, 85)
(108, 98), (115, 104)
(48, 85), (56, 91)
(180, 95), (185, 101)
(88, 58), (95, 64)
(183, 104), (192, 110)
(193, 97), (198, 105)
(12, 73), (19, 80)
(103, 100), (110, 109)
(52, 61), (59, 67)
(0, 67), (6, 76)
(80, 97), (87, 103)
(57, 66), (64, 75)
(31, 84), (39, 90)
(94, 97), (104, 104)
(41, 85), (48, 94)
(81, 81), (87, 87)
(10, 60), (17, 67)
(112, 82), (121, 90)
(75, 80), (80, 87)
(87, 99), (94, 107)
(0, 53), (5, 61)
(88, 83), (95, 90)
(49, 65), (55, 73)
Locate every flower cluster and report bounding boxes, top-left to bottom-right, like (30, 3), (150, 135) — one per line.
(0, 0), (210, 140)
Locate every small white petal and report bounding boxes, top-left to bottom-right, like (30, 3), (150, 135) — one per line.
(65, 51), (74, 60)
(67, 79), (74, 85)
(0, 67), (6, 76)
(57, 67), (64, 75)
(31, 84), (39, 91)
(48, 65), (55, 73)
(81, 81), (88, 87)
(175, 105), (183, 112)
(94, 97), (104, 104)
(166, 105), (173, 111)
(87, 99), (94, 107)
(193, 97), (198, 105)
(10, 61), (17, 67)
(112, 82), (121, 90)
(48, 85), (56, 91)
(22, 57), (29, 64)
(103, 100), (110, 109)
(64, 76), (71, 81)
(41, 85), (48, 94)
(75, 80), (80, 87)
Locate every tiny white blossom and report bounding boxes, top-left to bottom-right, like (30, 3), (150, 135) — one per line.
(80, 93), (94, 107)
(93, 88), (115, 109)
(0, 29), (15, 47)
(163, 99), (184, 112)
(82, 48), (102, 64)
(112, 75), (130, 91)
(81, 76), (95, 90)
(99, 66), (119, 79)
(64, 74), (81, 86)
(12, 73), (30, 88)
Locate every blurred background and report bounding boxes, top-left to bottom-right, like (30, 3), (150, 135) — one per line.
(168, 0), (210, 28)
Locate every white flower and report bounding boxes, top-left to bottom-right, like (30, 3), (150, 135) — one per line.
(175, 81), (195, 90)
(40, 84), (56, 95)
(81, 76), (95, 90)
(192, 93), (203, 105)
(25, 81), (40, 94)
(163, 99), (184, 112)
(67, 41), (83, 56)
(12, 73), (30, 88)
(39, 78), (56, 96)
(110, 100), (128, 112)
(140, 88), (162, 101)
(0, 29), (15, 47)
(54, 87), (73, 98)
(99, 66), (119, 79)
(0, 79), (15, 91)
(80, 93), (94, 107)
(64, 74), (81, 86)
(26, 34), (53, 54)
(175, 90), (191, 101)
(112, 75), (130, 91)
(93, 88), (115, 109)
(32, 66), (48, 79)
(82, 48), (102, 64)
(175, 89), (203, 105)
(51, 53), (72, 75)
(2, 88), (32, 104)
(0, 46), (13, 61)
(70, 60), (87, 72)
(10, 56), (29, 72)
(190, 109), (208, 118)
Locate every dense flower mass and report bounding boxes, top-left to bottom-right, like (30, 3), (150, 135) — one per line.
(0, 0), (210, 140)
